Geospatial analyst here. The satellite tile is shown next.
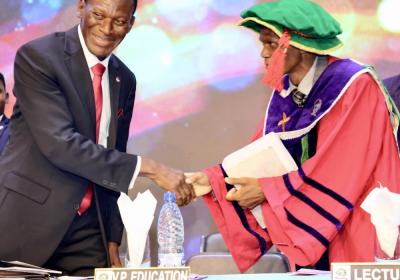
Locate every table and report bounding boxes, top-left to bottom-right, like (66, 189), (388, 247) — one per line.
(205, 273), (331, 280)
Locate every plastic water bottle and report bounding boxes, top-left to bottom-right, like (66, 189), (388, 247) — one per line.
(157, 192), (184, 267)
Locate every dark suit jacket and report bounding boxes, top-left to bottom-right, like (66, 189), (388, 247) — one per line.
(0, 26), (138, 266)
(0, 115), (9, 155)
(384, 74), (400, 110)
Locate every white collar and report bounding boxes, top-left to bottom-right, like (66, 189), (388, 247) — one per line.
(0, 114), (3, 122)
(279, 57), (318, 98)
(78, 25), (111, 70)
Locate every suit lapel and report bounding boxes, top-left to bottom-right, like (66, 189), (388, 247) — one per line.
(0, 117), (9, 150)
(63, 26), (96, 140)
(107, 56), (121, 149)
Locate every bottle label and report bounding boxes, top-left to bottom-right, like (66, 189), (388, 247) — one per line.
(158, 253), (184, 267)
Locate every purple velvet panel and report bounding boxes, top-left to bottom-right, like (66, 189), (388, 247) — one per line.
(265, 59), (365, 134)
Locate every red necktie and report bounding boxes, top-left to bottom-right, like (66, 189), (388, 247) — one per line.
(77, 63), (106, 216)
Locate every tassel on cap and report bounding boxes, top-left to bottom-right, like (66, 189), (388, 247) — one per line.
(263, 30), (291, 92)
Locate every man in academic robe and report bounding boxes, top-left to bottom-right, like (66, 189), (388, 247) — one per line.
(186, 0), (400, 272)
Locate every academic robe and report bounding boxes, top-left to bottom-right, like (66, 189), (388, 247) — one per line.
(203, 58), (400, 272)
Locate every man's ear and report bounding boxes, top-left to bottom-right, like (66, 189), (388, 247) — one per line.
(5, 92), (9, 104)
(127, 15), (135, 33)
(76, 0), (85, 19)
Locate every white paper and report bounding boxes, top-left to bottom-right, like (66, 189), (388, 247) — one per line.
(0, 260), (62, 276)
(361, 185), (400, 257)
(293, 268), (331, 275)
(117, 191), (157, 267)
(0, 266), (61, 275)
(222, 132), (298, 228)
(1, 261), (42, 269)
(58, 276), (94, 280)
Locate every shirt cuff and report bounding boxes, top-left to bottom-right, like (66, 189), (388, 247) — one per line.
(128, 156), (141, 190)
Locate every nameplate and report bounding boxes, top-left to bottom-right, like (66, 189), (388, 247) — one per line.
(332, 262), (400, 280)
(95, 267), (190, 280)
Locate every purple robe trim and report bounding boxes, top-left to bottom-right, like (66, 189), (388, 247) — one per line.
(265, 59), (364, 134)
(284, 208), (329, 248)
(282, 173), (342, 231)
(220, 164), (268, 255)
(297, 167), (353, 210)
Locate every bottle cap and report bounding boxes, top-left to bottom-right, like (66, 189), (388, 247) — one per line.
(164, 192), (176, 203)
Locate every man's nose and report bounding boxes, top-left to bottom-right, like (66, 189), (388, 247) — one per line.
(99, 18), (113, 35)
(260, 47), (271, 59)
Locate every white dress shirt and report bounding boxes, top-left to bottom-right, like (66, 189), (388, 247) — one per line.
(78, 25), (140, 190)
(279, 57), (318, 98)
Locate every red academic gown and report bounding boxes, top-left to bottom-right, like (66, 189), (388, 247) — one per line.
(203, 71), (400, 272)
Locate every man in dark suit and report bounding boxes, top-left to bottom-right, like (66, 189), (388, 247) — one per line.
(0, 72), (9, 155)
(384, 74), (400, 110)
(0, 0), (194, 276)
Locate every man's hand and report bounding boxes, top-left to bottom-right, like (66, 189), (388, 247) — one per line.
(108, 242), (123, 268)
(184, 172), (212, 197)
(140, 158), (195, 206)
(225, 177), (266, 209)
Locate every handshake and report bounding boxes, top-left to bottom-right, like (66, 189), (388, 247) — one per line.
(141, 157), (265, 209)
(139, 157), (209, 206)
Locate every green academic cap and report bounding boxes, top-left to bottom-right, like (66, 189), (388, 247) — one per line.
(239, 0), (343, 54)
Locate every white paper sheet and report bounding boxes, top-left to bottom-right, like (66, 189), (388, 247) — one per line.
(222, 132), (298, 228)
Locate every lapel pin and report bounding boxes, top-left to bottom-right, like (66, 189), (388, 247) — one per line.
(117, 108), (124, 119)
(116, 76), (120, 83)
(312, 99), (322, 116)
